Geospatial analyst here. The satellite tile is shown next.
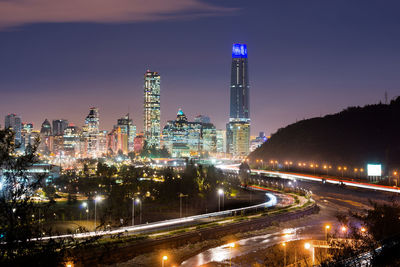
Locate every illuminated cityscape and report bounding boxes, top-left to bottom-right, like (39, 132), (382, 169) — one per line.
(1, 1), (400, 266)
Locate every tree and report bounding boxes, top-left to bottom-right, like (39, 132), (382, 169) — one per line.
(322, 198), (400, 266)
(0, 129), (94, 266)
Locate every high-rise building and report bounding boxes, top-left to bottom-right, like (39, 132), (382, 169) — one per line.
(230, 44), (250, 120)
(107, 115), (135, 155)
(39, 119), (53, 155)
(227, 44), (251, 157)
(63, 124), (81, 157)
(144, 70), (161, 148)
(83, 107), (100, 158)
(117, 114), (136, 152)
(21, 122), (34, 151)
(250, 132), (267, 152)
(5, 114), (22, 146)
(216, 129), (227, 153)
(52, 119), (69, 136)
(134, 133), (145, 153)
(40, 119), (52, 136)
(162, 109), (216, 158)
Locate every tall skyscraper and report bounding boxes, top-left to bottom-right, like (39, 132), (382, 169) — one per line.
(144, 70), (161, 148)
(52, 119), (69, 136)
(227, 44), (251, 157)
(230, 44), (250, 120)
(84, 107), (100, 158)
(39, 119), (53, 155)
(5, 114), (22, 146)
(21, 122), (34, 150)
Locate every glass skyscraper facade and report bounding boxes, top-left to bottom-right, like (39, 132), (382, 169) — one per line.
(227, 44), (251, 157)
(144, 70), (161, 148)
(230, 44), (250, 120)
(162, 109), (217, 158)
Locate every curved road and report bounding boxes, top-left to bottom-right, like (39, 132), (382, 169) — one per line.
(181, 166), (399, 266)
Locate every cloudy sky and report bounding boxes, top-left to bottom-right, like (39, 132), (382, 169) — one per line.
(1, 0), (400, 135)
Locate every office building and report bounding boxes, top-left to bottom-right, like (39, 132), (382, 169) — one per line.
(144, 70), (161, 148)
(63, 124), (81, 157)
(216, 129), (227, 153)
(52, 119), (69, 136)
(83, 107), (100, 158)
(39, 119), (53, 155)
(162, 109), (216, 158)
(226, 44), (251, 157)
(5, 114), (22, 146)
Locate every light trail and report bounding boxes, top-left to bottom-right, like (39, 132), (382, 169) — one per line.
(217, 164), (400, 194)
(35, 193), (277, 241)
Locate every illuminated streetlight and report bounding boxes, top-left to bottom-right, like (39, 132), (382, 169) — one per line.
(94, 196), (102, 230)
(341, 226), (347, 233)
(360, 227), (366, 233)
(325, 224), (331, 240)
(218, 189), (224, 211)
(161, 255), (168, 267)
(228, 243), (235, 267)
(81, 202), (89, 222)
(304, 242), (314, 265)
(282, 242), (287, 267)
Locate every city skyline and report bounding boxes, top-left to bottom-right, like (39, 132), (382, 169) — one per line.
(1, 1), (400, 136)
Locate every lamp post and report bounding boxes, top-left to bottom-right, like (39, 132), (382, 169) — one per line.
(325, 224), (330, 241)
(282, 242), (287, 267)
(161, 255), (168, 267)
(134, 198), (141, 224)
(338, 166), (344, 177)
(81, 202), (89, 223)
(94, 196), (102, 230)
(228, 243), (235, 267)
(218, 189), (224, 212)
(179, 193), (188, 218)
(132, 198), (140, 226)
(304, 242), (314, 266)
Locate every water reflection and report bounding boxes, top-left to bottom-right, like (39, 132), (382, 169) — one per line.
(180, 225), (322, 267)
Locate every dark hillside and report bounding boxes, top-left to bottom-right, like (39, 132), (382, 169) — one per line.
(250, 97), (400, 171)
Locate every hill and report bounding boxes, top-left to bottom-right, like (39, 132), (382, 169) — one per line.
(250, 97), (400, 172)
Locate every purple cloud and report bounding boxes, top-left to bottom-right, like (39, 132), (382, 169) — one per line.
(0, 0), (236, 29)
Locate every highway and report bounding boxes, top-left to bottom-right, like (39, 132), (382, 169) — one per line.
(36, 193), (278, 241)
(180, 165), (399, 266)
(218, 164), (400, 194)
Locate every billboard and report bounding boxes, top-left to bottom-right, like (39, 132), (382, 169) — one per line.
(367, 164), (382, 176)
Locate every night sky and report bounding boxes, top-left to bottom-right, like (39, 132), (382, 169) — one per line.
(1, 0), (400, 136)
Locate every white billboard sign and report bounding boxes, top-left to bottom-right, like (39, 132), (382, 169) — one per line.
(367, 164), (382, 177)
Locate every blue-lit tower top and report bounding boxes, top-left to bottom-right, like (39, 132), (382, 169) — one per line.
(232, 43), (248, 58)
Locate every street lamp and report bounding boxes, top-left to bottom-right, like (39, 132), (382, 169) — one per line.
(81, 202), (89, 223)
(179, 193), (188, 218)
(161, 255), (168, 267)
(135, 198), (142, 224)
(228, 243), (235, 267)
(360, 227), (366, 233)
(304, 242), (314, 266)
(218, 189), (224, 211)
(94, 196), (102, 230)
(282, 242), (287, 267)
(132, 197), (139, 226)
(325, 224), (331, 240)
(341, 226), (347, 233)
